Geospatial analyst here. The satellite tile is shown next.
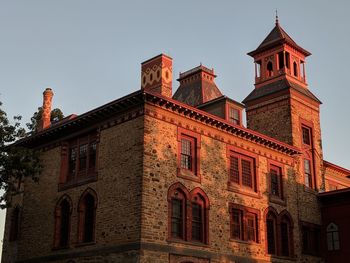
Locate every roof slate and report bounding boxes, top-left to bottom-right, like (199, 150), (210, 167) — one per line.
(242, 79), (322, 104)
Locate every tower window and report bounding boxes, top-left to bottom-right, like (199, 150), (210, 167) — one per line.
(285, 52), (290, 69)
(229, 107), (240, 125)
(255, 60), (262, 78)
(278, 52), (284, 69)
(304, 159), (313, 188)
(267, 61), (273, 77)
(293, 62), (298, 77)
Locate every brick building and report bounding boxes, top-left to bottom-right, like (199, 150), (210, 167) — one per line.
(2, 19), (350, 263)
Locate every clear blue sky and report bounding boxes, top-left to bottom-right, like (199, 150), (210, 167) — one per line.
(0, 0), (349, 257)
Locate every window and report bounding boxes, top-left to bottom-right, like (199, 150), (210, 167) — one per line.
(266, 212), (277, 255)
(269, 165), (283, 199)
(177, 129), (201, 181)
(168, 183), (209, 245)
(9, 206), (20, 242)
(78, 189), (97, 244)
(265, 208), (294, 257)
(229, 152), (256, 191)
(54, 195), (72, 248)
(304, 159), (313, 188)
(267, 61), (273, 77)
(326, 223), (340, 251)
(293, 62), (298, 77)
(302, 126), (311, 145)
(301, 222), (321, 256)
(230, 204), (259, 243)
(61, 132), (98, 187)
(278, 52), (284, 69)
(181, 136), (195, 171)
(228, 107), (240, 125)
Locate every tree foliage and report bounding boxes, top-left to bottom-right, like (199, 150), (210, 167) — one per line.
(0, 102), (64, 208)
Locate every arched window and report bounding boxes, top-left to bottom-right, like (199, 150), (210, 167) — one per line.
(9, 206), (21, 242)
(327, 223), (340, 250)
(279, 212), (294, 257)
(293, 62), (298, 77)
(54, 195), (72, 248)
(266, 210), (277, 255)
(78, 188), (97, 243)
(167, 184), (209, 244)
(267, 61), (273, 77)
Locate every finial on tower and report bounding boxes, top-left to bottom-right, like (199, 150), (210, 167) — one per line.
(275, 9), (279, 25)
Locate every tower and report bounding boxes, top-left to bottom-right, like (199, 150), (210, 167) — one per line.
(243, 17), (324, 191)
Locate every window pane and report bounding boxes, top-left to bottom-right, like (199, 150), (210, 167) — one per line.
(302, 127), (311, 145)
(229, 108), (240, 125)
(191, 203), (202, 241)
(230, 156), (239, 184)
(181, 139), (192, 170)
(79, 144), (88, 171)
(83, 195), (95, 243)
(60, 200), (70, 247)
(270, 169), (279, 196)
(231, 209), (242, 239)
(171, 199), (183, 238)
(304, 159), (312, 187)
(281, 222), (289, 256)
(246, 213), (256, 242)
(267, 219), (276, 254)
(89, 142), (97, 169)
(242, 159), (253, 188)
(327, 232), (333, 250)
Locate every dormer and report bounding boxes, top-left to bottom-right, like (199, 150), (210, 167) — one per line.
(248, 17), (311, 89)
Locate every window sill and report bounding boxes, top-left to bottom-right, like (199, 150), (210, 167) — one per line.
(167, 238), (209, 248)
(227, 183), (261, 199)
(229, 238), (259, 245)
(52, 245), (70, 251)
(302, 252), (322, 257)
(75, 241), (96, 248)
(269, 195), (286, 206)
(177, 168), (201, 183)
(58, 174), (97, 191)
(270, 255), (297, 261)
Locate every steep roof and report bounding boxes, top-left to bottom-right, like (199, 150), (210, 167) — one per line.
(242, 79), (322, 104)
(248, 22), (311, 57)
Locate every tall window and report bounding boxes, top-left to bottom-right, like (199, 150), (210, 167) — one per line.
(9, 206), (20, 242)
(266, 212), (277, 255)
(229, 152), (256, 191)
(54, 196), (72, 248)
(229, 107), (240, 125)
(230, 205), (259, 243)
(168, 183), (209, 245)
(269, 165), (283, 199)
(68, 134), (97, 180)
(302, 126), (312, 145)
(293, 62), (298, 77)
(170, 190), (186, 240)
(78, 189), (97, 244)
(301, 222), (321, 256)
(326, 223), (340, 251)
(181, 136), (195, 171)
(304, 159), (313, 188)
(280, 216), (292, 257)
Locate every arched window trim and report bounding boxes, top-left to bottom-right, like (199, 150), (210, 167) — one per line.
(9, 206), (21, 242)
(77, 188), (97, 244)
(53, 195), (73, 248)
(168, 183), (209, 245)
(264, 207), (294, 257)
(326, 222), (340, 251)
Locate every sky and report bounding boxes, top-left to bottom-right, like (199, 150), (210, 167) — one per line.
(0, 0), (350, 258)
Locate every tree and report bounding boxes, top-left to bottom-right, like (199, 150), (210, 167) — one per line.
(27, 107), (64, 132)
(0, 102), (42, 208)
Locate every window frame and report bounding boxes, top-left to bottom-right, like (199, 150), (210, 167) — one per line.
(300, 221), (321, 256)
(59, 132), (98, 190)
(228, 106), (241, 126)
(53, 195), (72, 249)
(227, 146), (259, 195)
(229, 203), (260, 244)
(268, 161), (285, 203)
(326, 223), (340, 251)
(177, 127), (201, 183)
(167, 183), (209, 246)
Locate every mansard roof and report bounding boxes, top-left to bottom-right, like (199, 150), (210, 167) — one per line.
(248, 22), (311, 57)
(242, 79), (322, 104)
(15, 90), (300, 156)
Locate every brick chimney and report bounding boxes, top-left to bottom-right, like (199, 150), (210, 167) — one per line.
(141, 54), (172, 97)
(38, 88), (54, 131)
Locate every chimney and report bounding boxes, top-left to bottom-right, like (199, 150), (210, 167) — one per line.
(141, 54), (172, 97)
(38, 88), (54, 131)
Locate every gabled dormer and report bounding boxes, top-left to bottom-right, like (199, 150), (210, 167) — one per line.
(248, 17), (310, 89)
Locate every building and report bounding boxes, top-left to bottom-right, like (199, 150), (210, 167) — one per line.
(2, 18), (350, 263)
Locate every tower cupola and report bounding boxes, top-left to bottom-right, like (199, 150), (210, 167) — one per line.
(248, 17), (311, 89)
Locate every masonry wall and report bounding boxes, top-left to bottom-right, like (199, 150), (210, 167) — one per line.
(2, 114), (144, 263)
(140, 103), (323, 263)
